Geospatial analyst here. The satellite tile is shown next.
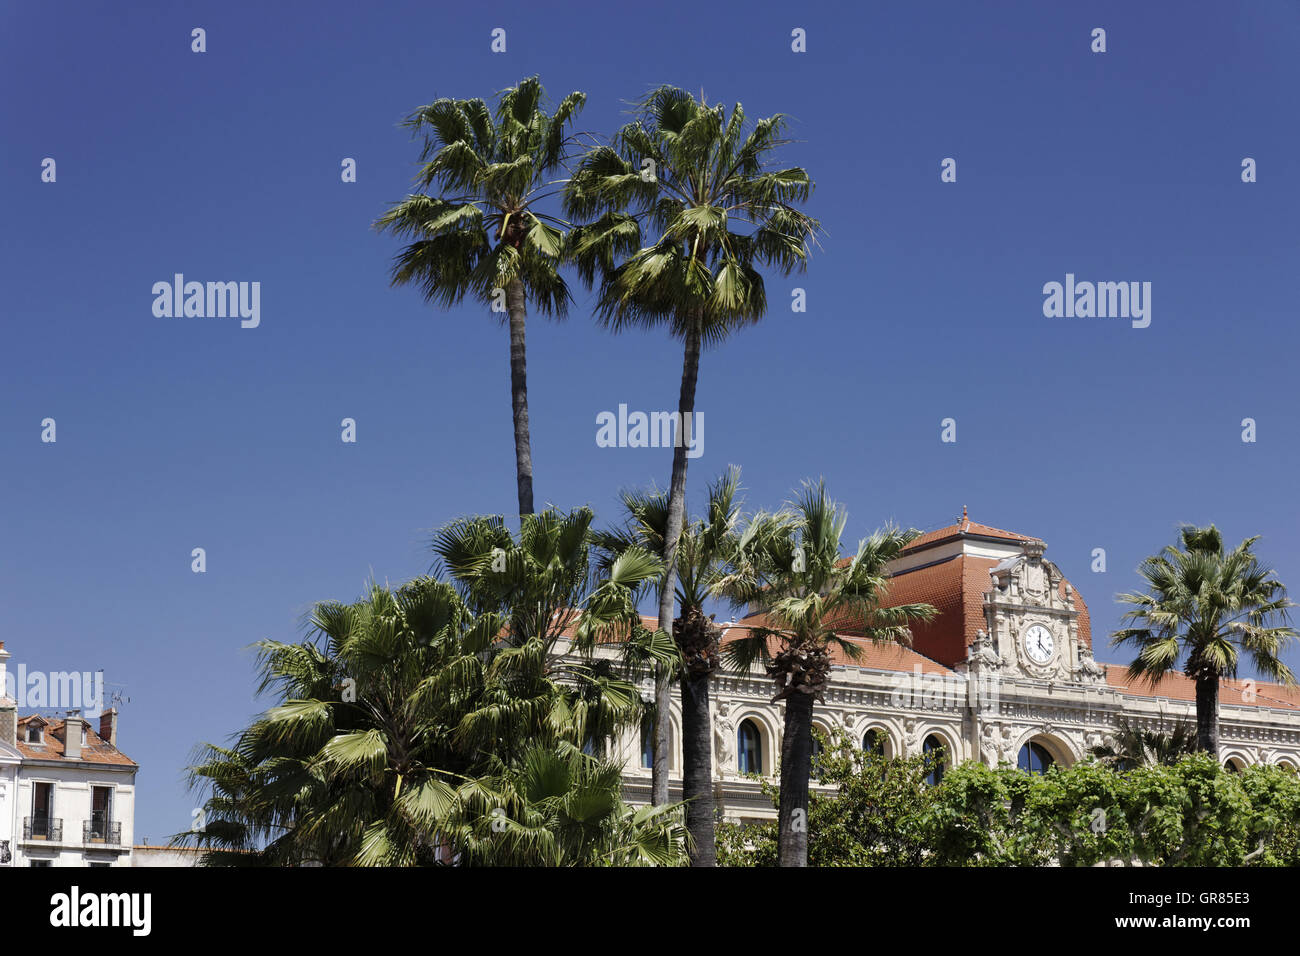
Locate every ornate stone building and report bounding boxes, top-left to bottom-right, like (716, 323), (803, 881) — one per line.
(614, 513), (1300, 821)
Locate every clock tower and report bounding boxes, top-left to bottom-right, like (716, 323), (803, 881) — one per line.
(875, 510), (1099, 685)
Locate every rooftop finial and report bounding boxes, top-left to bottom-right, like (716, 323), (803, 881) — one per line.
(961, 504), (968, 523)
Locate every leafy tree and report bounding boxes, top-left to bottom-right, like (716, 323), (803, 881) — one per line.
(565, 87), (819, 805)
(1113, 525), (1298, 754)
(720, 744), (1300, 867)
(717, 481), (935, 866)
(376, 76), (585, 518)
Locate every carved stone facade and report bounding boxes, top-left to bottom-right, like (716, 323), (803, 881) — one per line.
(608, 514), (1300, 820)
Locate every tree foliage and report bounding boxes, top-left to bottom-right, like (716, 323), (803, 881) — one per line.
(719, 729), (1300, 867)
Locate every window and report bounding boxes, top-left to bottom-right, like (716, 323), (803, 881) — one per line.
(25, 725), (43, 744)
(1018, 741), (1054, 775)
(88, 862), (111, 868)
(32, 781), (53, 822)
(90, 787), (113, 840)
(640, 716), (655, 769)
(810, 731), (826, 774)
(737, 720), (763, 775)
(922, 735), (946, 786)
(862, 728), (886, 756)
(30, 860), (52, 867)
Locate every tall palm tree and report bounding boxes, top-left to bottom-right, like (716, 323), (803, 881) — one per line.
(593, 465), (744, 865)
(376, 76), (585, 518)
(565, 87), (819, 803)
(716, 481), (935, 866)
(1113, 524), (1298, 755)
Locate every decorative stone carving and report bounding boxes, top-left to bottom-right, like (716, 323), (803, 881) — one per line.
(903, 718), (921, 755)
(980, 721), (1017, 765)
(714, 700), (735, 778)
(965, 629), (1003, 675)
(1074, 646), (1106, 684)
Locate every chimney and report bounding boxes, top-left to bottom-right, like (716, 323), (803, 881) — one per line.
(64, 712), (83, 760)
(0, 643), (15, 748)
(99, 708), (118, 747)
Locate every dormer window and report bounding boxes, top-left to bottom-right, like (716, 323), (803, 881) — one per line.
(25, 726), (43, 745)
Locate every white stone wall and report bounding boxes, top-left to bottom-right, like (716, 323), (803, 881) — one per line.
(14, 762), (136, 866)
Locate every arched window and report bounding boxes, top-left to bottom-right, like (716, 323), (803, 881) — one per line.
(738, 720), (763, 774)
(1018, 741), (1054, 775)
(863, 728), (886, 756)
(640, 716), (654, 769)
(923, 734), (946, 786)
(811, 730), (827, 774)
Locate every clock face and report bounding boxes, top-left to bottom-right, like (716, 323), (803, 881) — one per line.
(1022, 624), (1054, 664)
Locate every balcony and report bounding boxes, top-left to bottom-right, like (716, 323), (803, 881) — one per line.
(83, 819), (122, 846)
(23, 816), (62, 842)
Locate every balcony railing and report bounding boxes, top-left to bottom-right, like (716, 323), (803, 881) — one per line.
(83, 819), (122, 846)
(23, 816), (62, 842)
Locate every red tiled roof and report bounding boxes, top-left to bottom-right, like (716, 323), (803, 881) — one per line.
(1105, 669), (1300, 713)
(874, 555), (999, 667)
(723, 621), (954, 676)
(15, 716), (136, 768)
(902, 514), (1037, 553)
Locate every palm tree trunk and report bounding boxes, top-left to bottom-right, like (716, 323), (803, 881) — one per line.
(681, 670), (715, 865)
(1194, 672), (1220, 756)
(777, 690), (813, 867)
(506, 278), (534, 518)
(651, 319), (701, 805)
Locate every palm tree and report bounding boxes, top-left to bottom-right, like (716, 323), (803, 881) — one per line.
(716, 481), (935, 866)
(182, 521), (685, 865)
(1088, 718), (1196, 769)
(430, 506), (680, 761)
(565, 87), (819, 804)
(376, 76), (585, 518)
(1113, 524), (1299, 755)
(593, 465), (744, 865)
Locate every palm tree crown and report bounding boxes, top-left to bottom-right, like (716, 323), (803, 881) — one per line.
(565, 85), (818, 338)
(378, 76), (583, 313)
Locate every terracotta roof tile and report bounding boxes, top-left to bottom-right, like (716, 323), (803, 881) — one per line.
(723, 621), (954, 676)
(902, 515), (1037, 553)
(15, 716), (137, 767)
(1104, 669), (1300, 713)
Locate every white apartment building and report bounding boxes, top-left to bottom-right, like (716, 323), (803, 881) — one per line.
(0, 643), (138, 866)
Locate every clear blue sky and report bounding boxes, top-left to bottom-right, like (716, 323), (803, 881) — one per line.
(3, 0), (1298, 840)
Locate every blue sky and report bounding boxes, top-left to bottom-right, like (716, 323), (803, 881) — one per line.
(2, 0), (1298, 840)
